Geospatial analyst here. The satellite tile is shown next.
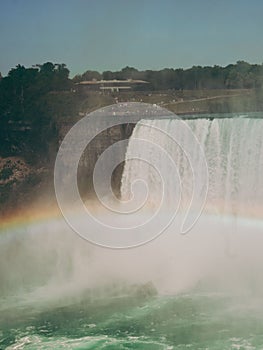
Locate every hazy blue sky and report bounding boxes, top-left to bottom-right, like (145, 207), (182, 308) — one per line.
(0, 0), (263, 76)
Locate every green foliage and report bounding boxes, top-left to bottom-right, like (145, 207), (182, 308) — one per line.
(1, 60), (263, 164)
(0, 167), (13, 180)
(0, 62), (73, 162)
(73, 70), (102, 83)
(74, 61), (263, 91)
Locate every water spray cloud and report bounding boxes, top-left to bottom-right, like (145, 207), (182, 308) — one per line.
(54, 103), (208, 248)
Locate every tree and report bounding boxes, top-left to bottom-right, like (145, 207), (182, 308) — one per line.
(0, 62), (72, 161)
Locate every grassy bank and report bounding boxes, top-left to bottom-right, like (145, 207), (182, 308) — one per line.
(75, 88), (262, 116)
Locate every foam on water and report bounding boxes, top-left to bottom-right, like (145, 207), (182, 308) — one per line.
(1, 114), (263, 349)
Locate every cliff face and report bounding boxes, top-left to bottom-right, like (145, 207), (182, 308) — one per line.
(58, 121), (135, 199)
(0, 121), (135, 216)
(0, 157), (47, 214)
(77, 123), (135, 198)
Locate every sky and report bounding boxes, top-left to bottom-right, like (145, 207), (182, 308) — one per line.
(0, 0), (263, 77)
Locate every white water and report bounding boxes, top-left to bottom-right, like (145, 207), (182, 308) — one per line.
(121, 117), (263, 219)
(118, 117), (263, 293)
(1, 116), (263, 312)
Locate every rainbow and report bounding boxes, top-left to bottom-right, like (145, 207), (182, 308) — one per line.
(0, 202), (61, 232)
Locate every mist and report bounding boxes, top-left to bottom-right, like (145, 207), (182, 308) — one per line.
(1, 209), (262, 316)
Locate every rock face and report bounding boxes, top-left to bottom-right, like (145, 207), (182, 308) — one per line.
(0, 122), (135, 214)
(0, 157), (46, 212)
(0, 157), (31, 186)
(76, 123), (135, 198)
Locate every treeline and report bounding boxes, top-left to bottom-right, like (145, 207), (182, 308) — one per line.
(0, 62), (77, 162)
(1, 60), (263, 162)
(73, 61), (263, 90)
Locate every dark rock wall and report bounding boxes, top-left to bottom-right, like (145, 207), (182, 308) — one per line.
(77, 123), (135, 199)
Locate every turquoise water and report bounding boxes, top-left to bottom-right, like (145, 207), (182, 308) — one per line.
(1, 292), (263, 349)
(2, 113), (263, 349)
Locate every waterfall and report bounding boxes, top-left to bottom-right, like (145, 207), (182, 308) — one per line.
(1, 113), (263, 309)
(121, 117), (263, 219)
